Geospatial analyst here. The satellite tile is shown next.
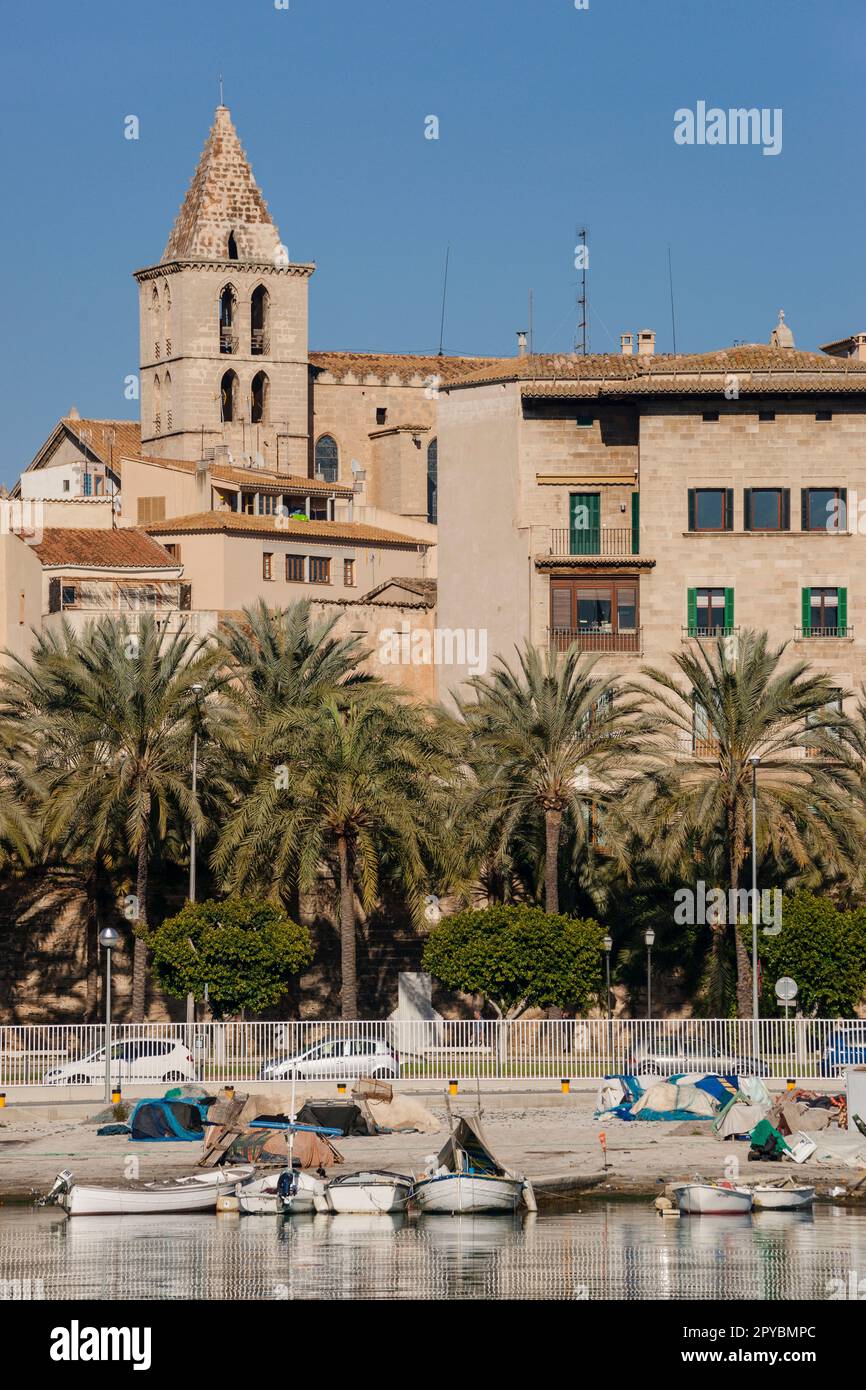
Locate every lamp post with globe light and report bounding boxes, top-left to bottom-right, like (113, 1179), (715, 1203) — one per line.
(99, 926), (121, 1104)
(644, 927), (655, 1021)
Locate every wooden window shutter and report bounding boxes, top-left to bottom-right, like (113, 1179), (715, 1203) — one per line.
(551, 585), (573, 631)
(179, 584), (192, 611)
(48, 577), (61, 613)
(782, 488), (790, 530)
(725, 488), (734, 530)
(724, 588), (735, 631)
(687, 489), (696, 531)
(686, 587), (697, 636)
(801, 490), (809, 530)
(743, 489), (752, 531)
(838, 587), (847, 634)
(801, 587), (811, 635)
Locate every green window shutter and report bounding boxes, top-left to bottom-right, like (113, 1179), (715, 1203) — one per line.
(782, 488), (791, 531)
(687, 587), (697, 636)
(570, 492), (600, 554)
(688, 489), (696, 531)
(801, 587), (811, 636)
(631, 491), (640, 554)
(724, 588), (735, 631)
(838, 588), (847, 634)
(801, 490), (809, 530)
(725, 488), (734, 530)
(744, 489), (752, 531)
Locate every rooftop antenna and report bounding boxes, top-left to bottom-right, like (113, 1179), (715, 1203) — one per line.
(437, 245), (450, 357)
(219, 73), (224, 106)
(668, 244), (678, 354)
(575, 227), (588, 355)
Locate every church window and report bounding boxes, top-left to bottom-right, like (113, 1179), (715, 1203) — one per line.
(314, 435), (339, 484)
(219, 286), (238, 353)
(220, 370), (239, 424)
(227, 231), (239, 260)
(427, 437), (438, 523)
(153, 374), (162, 435)
(251, 285), (269, 354)
(164, 371), (172, 432)
(251, 371), (269, 424)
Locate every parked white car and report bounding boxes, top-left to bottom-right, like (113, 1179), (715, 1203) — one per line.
(260, 1036), (400, 1081)
(43, 1037), (196, 1085)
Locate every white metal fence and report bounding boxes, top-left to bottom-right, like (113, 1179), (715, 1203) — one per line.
(1, 1017), (864, 1088)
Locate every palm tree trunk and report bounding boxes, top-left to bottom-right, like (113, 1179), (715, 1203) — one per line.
(337, 831), (358, 1019)
(131, 837), (149, 1022)
(730, 805), (753, 1018)
(544, 808), (562, 914)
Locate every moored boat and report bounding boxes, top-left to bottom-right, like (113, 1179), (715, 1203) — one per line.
(314, 1170), (412, 1214)
(236, 1168), (326, 1214)
(45, 1166), (255, 1217)
(412, 1114), (530, 1216)
(750, 1183), (815, 1211)
(670, 1181), (754, 1216)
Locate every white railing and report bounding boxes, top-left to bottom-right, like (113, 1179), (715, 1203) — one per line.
(0, 1017), (863, 1088)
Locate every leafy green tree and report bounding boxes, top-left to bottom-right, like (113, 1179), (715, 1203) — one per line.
(750, 890), (866, 1017)
(147, 896), (313, 1019)
(637, 630), (858, 1016)
(459, 642), (652, 914)
(215, 691), (453, 1018)
(422, 904), (604, 1018)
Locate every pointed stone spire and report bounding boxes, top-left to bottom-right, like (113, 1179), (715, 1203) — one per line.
(163, 106), (282, 263)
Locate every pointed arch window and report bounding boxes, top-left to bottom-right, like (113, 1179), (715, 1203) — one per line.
(153, 374), (162, 435)
(314, 435), (339, 484)
(251, 371), (269, 425)
(151, 285), (161, 360)
(227, 230), (239, 260)
(219, 285), (238, 354)
(251, 285), (270, 355)
(220, 370), (239, 424)
(163, 280), (172, 356)
(427, 437), (438, 523)
(163, 371), (172, 432)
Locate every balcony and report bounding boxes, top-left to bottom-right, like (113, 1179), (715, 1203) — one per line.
(549, 626), (642, 655)
(220, 327), (237, 354)
(251, 328), (270, 356)
(794, 626), (853, 640)
(549, 527), (637, 557)
(682, 625), (739, 640)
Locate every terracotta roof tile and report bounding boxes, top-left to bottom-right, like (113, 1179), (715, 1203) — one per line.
(144, 512), (425, 547)
(309, 351), (507, 385)
(362, 576), (437, 605)
(133, 453), (353, 496)
(61, 418), (141, 469)
(30, 528), (180, 570)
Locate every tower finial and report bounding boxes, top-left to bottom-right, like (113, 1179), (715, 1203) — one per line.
(219, 72), (224, 107)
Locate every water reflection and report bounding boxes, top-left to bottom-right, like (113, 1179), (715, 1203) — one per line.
(0, 1204), (863, 1301)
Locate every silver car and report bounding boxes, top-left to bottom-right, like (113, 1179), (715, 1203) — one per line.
(260, 1036), (400, 1081)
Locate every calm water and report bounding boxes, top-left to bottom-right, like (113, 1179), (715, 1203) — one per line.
(1, 1204), (865, 1301)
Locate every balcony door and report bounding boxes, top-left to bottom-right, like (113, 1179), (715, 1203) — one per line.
(570, 493), (600, 555)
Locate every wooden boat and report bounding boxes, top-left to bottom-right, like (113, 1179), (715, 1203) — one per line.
(412, 1114), (529, 1215)
(235, 1168), (325, 1215)
(750, 1182), (815, 1211)
(46, 1166), (255, 1217)
(670, 1181), (754, 1216)
(313, 1170), (412, 1214)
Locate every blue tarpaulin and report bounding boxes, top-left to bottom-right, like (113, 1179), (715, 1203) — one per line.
(129, 1097), (209, 1141)
(595, 1073), (738, 1122)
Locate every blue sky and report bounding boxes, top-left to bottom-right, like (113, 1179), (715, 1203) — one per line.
(1, 0), (864, 482)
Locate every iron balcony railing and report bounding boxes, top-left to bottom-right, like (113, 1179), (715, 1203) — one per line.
(794, 626), (853, 639)
(682, 625), (739, 640)
(220, 327), (237, 354)
(549, 527), (637, 557)
(251, 329), (270, 355)
(549, 626), (642, 654)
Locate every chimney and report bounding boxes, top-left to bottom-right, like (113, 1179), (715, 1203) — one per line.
(620, 333), (634, 357)
(517, 330), (528, 357)
(637, 329), (656, 357)
(195, 455), (210, 510)
(853, 333), (866, 362)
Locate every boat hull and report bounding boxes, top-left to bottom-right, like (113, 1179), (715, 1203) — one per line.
(671, 1183), (754, 1216)
(236, 1171), (324, 1214)
(58, 1167), (254, 1217)
(315, 1174), (412, 1215)
(413, 1173), (524, 1214)
(751, 1185), (815, 1211)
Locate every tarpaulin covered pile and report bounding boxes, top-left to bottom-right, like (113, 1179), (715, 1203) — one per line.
(596, 1073), (739, 1122)
(129, 1097), (210, 1141)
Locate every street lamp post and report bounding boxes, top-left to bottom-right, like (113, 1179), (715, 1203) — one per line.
(644, 928), (655, 1021)
(187, 684), (203, 1027)
(749, 755), (760, 1059)
(99, 926), (120, 1105)
(602, 933), (613, 1067)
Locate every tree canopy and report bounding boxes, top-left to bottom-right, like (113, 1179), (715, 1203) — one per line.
(751, 890), (866, 1017)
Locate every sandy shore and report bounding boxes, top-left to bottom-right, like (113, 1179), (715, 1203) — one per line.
(1, 1085), (864, 1206)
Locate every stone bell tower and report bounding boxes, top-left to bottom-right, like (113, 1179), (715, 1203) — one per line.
(133, 106), (314, 475)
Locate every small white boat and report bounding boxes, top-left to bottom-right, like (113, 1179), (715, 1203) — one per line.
(412, 1113), (529, 1216)
(46, 1166), (254, 1217)
(314, 1170), (412, 1215)
(236, 1169), (326, 1215)
(670, 1181), (754, 1216)
(751, 1183), (815, 1211)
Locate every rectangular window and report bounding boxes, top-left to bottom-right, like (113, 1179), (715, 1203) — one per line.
(803, 586), (846, 636)
(688, 488), (733, 532)
(309, 556), (331, 584)
(285, 554), (305, 583)
(375, 407), (387, 425)
(241, 493), (256, 515)
(136, 496), (166, 524)
(692, 698), (719, 756)
(816, 410), (832, 422)
(262, 552), (273, 581)
(61, 585), (77, 608)
(550, 577), (639, 652)
(758, 410), (776, 422)
(163, 543), (181, 562)
(576, 414), (593, 428)
(702, 411), (719, 422)
(258, 493), (277, 516)
(802, 487), (846, 531)
(806, 689), (843, 757)
(62, 479), (70, 493)
(343, 559), (356, 587)
(744, 487), (789, 531)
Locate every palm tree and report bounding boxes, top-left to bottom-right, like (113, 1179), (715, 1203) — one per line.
(215, 690), (452, 1017)
(458, 642), (653, 914)
(637, 630), (858, 1016)
(2, 616), (236, 1019)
